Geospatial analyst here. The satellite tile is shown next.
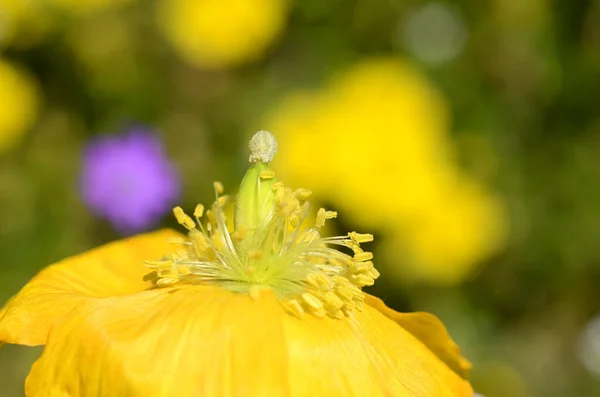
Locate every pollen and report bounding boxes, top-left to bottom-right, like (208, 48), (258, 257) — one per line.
(144, 131), (380, 319)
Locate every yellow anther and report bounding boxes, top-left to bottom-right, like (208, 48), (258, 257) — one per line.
(283, 198), (301, 216)
(334, 277), (364, 302)
(353, 274), (375, 287)
(211, 229), (225, 251)
(274, 186), (286, 204)
(350, 244), (364, 254)
(293, 188), (312, 200)
(260, 170), (276, 179)
(176, 247), (189, 256)
(334, 285), (354, 302)
(348, 282), (363, 295)
(144, 259), (170, 269)
(315, 272), (334, 289)
(213, 181), (224, 194)
(155, 261), (174, 271)
(304, 271), (333, 291)
(176, 265), (192, 276)
(316, 208), (327, 228)
(352, 261), (374, 273)
(284, 299), (305, 318)
(305, 273), (320, 289)
(173, 205), (185, 219)
(173, 207), (196, 230)
(355, 299), (365, 312)
(206, 209), (216, 224)
(302, 292), (324, 311)
(217, 195), (229, 207)
(348, 231), (374, 243)
(312, 306), (327, 318)
(194, 204), (205, 218)
(316, 208), (337, 228)
(354, 252), (374, 262)
(190, 230), (211, 250)
(191, 237), (210, 256)
(307, 255), (326, 265)
(158, 267), (178, 278)
(332, 275), (352, 287)
(325, 211), (337, 220)
(289, 214), (299, 229)
(333, 310), (345, 320)
(231, 226), (246, 241)
(367, 268), (380, 279)
(169, 251), (183, 262)
(323, 291), (344, 310)
(143, 261), (159, 269)
(271, 181), (284, 190)
(248, 249), (263, 261)
(156, 278), (179, 287)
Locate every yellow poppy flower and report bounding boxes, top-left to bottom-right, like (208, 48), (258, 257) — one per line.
(0, 131), (473, 396)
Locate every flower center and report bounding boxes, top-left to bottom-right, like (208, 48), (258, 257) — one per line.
(144, 131), (379, 319)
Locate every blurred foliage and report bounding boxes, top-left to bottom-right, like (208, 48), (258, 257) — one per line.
(1, 0), (600, 396)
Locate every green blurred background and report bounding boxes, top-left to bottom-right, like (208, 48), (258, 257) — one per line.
(1, 0), (600, 396)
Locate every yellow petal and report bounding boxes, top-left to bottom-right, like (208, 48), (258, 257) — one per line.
(284, 302), (473, 396)
(26, 286), (290, 397)
(0, 229), (182, 346)
(26, 285), (472, 397)
(365, 293), (472, 379)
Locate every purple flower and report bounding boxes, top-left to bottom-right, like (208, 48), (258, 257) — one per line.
(80, 128), (180, 235)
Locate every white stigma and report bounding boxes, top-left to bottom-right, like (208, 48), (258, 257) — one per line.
(248, 130), (277, 163)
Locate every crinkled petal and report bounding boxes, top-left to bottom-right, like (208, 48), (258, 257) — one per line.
(365, 293), (472, 379)
(0, 229), (182, 346)
(26, 286), (290, 397)
(284, 301), (473, 397)
(26, 286), (472, 397)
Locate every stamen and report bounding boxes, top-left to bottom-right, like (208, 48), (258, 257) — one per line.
(271, 181), (284, 190)
(293, 188), (312, 200)
(194, 204), (205, 219)
(173, 207), (196, 230)
(325, 211), (337, 220)
(316, 208), (326, 228)
(145, 132), (379, 320)
(283, 299), (305, 318)
(348, 232), (374, 243)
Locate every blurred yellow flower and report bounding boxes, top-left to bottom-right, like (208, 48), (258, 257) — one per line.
(385, 178), (506, 285)
(266, 58), (507, 285)
(157, 0), (288, 69)
(0, 59), (39, 153)
(0, 131), (473, 396)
